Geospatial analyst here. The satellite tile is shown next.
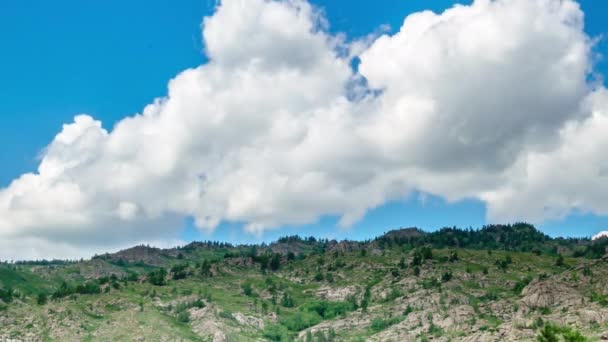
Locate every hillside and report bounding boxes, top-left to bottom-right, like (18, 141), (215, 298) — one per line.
(1, 223), (608, 341)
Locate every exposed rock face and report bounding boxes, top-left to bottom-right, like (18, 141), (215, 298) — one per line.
(381, 227), (425, 240)
(448, 305), (476, 325)
(521, 280), (583, 309)
(189, 306), (228, 342)
(578, 308), (608, 325)
(98, 245), (170, 266)
(315, 286), (358, 302)
(327, 241), (364, 254)
(297, 311), (373, 340)
(224, 257), (255, 267)
(233, 311), (265, 329)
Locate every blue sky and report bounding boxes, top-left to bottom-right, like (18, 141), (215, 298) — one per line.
(1, 0), (608, 255)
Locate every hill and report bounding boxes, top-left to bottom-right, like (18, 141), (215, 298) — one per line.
(1, 223), (608, 341)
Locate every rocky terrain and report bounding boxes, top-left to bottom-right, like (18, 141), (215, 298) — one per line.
(1, 223), (607, 341)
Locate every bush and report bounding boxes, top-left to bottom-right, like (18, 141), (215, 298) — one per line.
(280, 311), (322, 331)
(148, 268), (167, 286)
(177, 310), (190, 323)
(537, 323), (587, 342)
(384, 287), (403, 302)
(76, 282), (101, 295)
(301, 300), (356, 320)
(270, 253), (282, 271)
(590, 292), (608, 307)
(263, 324), (291, 341)
(449, 251), (459, 262)
(37, 293), (48, 305)
(0, 288), (14, 303)
(281, 292), (294, 308)
(200, 259), (212, 277)
(513, 276), (533, 295)
(242, 282), (254, 296)
(170, 263), (189, 280)
(370, 316), (403, 332)
(555, 254), (565, 267)
(404, 305), (413, 316)
(422, 278), (441, 289)
(52, 281), (74, 299)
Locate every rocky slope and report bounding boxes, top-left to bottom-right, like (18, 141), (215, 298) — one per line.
(1, 224), (607, 341)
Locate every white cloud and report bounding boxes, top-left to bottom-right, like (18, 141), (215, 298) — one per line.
(593, 231), (608, 240)
(0, 0), (606, 259)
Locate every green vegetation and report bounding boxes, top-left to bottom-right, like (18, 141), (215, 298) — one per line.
(0, 224), (606, 340)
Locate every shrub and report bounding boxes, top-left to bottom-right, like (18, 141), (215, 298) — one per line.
(148, 268), (167, 286)
(537, 323), (588, 342)
(76, 282), (101, 295)
(0, 288), (14, 303)
(242, 282), (254, 296)
(422, 278), (441, 289)
(449, 251), (459, 262)
(52, 281), (74, 299)
(177, 310), (190, 323)
(263, 324), (291, 341)
(555, 254), (565, 267)
(370, 316), (404, 332)
(37, 293), (48, 305)
(170, 263), (189, 280)
(513, 276), (533, 295)
(281, 292), (294, 308)
(280, 311), (321, 331)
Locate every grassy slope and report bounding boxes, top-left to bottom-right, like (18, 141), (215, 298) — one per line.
(1, 236), (607, 341)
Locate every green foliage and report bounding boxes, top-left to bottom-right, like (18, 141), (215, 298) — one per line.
(555, 254), (565, 267)
(270, 253), (282, 271)
(75, 281), (101, 295)
(370, 316), (404, 332)
(147, 268), (167, 286)
(513, 276), (533, 295)
(449, 251), (459, 262)
(496, 255), (513, 271)
(200, 259), (212, 277)
(428, 322), (444, 336)
(590, 292), (608, 307)
(170, 263), (189, 280)
(176, 310), (190, 323)
(383, 287), (403, 302)
(422, 278), (441, 290)
(51, 281), (73, 299)
(280, 311), (321, 331)
(281, 292), (294, 308)
(301, 300), (356, 320)
(36, 292), (48, 305)
(241, 281), (254, 297)
(537, 323), (588, 342)
(404, 304), (413, 316)
(582, 266), (592, 277)
(361, 286), (372, 312)
(287, 252), (296, 261)
(263, 324), (291, 341)
(398, 257), (407, 269)
(0, 287), (14, 303)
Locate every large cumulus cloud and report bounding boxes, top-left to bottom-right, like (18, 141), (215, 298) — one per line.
(0, 0), (606, 259)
